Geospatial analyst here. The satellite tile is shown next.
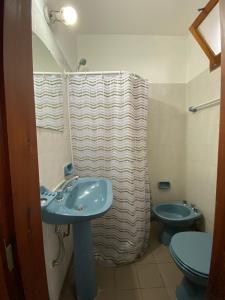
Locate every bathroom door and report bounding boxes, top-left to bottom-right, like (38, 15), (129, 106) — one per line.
(208, 0), (225, 299)
(0, 1), (49, 299)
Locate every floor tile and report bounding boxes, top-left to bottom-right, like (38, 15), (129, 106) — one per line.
(117, 289), (142, 300)
(59, 265), (76, 300)
(141, 288), (170, 300)
(152, 244), (173, 263)
(60, 286), (76, 300)
(136, 264), (164, 288)
(149, 231), (161, 250)
(158, 263), (183, 288)
(96, 266), (115, 290)
(60, 221), (180, 300)
(115, 265), (139, 290)
(166, 287), (177, 300)
(96, 289), (116, 300)
(150, 221), (162, 238)
(135, 251), (156, 265)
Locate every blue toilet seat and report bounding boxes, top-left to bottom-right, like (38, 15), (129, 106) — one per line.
(170, 232), (212, 278)
(170, 247), (209, 279)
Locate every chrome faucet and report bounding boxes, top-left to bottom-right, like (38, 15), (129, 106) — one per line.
(62, 175), (79, 190)
(56, 175), (79, 201)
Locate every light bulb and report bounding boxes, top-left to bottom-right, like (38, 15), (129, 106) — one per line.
(60, 6), (78, 26)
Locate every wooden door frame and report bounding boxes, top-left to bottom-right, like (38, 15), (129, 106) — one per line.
(0, 1), (49, 299)
(0, 0), (225, 299)
(208, 0), (225, 298)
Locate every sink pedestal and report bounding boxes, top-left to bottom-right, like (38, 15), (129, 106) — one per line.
(73, 222), (97, 300)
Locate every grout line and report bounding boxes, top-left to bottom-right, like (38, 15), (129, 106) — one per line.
(133, 262), (142, 289)
(156, 262), (166, 288)
(112, 268), (116, 292)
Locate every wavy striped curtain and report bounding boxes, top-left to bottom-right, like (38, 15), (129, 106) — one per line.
(68, 73), (151, 265)
(34, 74), (64, 131)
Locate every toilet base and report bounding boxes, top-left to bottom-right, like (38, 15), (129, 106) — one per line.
(160, 225), (190, 246)
(176, 277), (207, 300)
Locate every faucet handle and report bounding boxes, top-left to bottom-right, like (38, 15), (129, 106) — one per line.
(182, 200), (188, 206)
(193, 207), (199, 214)
(56, 190), (64, 202)
(191, 203), (195, 209)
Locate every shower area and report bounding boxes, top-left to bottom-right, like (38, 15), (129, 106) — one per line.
(34, 69), (151, 266)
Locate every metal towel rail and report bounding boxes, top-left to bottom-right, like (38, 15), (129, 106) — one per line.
(189, 98), (220, 113)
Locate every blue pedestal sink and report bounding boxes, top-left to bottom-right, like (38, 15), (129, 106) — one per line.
(41, 177), (113, 300)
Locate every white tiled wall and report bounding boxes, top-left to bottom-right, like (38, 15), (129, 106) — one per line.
(149, 84), (186, 202)
(36, 87), (73, 300)
(185, 68), (221, 232)
(32, 23), (74, 300)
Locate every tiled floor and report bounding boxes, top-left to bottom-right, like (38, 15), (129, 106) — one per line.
(60, 221), (182, 300)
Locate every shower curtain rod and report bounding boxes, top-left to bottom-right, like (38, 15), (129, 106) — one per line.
(33, 71), (143, 79)
(68, 71), (141, 79)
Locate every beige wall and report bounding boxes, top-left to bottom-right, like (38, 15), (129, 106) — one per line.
(185, 35), (209, 82)
(149, 84), (186, 202)
(184, 33), (221, 233)
(185, 68), (220, 232)
(77, 34), (188, 83)
(32, 34), (73, 300)
(77, 34), (187, 203)
(32, 0), (71, 71)
(77, 33), (220, 233)
(32, 34), (61, 72)
(32, 0), (78, 71)
(32, 27), (220, 300)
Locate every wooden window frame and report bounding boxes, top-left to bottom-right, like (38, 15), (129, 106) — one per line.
(190, 0), (221, 71)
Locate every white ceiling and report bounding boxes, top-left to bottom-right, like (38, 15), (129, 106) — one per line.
(47, 0), (208, 36)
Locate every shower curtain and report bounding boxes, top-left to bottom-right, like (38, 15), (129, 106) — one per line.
(68, 72), (151, 265)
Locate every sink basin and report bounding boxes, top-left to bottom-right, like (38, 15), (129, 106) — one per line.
(41, 176), (113, 300)
(41, 177), (113, 224)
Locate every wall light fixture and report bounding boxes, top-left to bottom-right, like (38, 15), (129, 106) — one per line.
(44, 6), (78, 26)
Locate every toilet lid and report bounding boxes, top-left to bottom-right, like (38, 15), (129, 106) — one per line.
(170, 247), (209, 278)
(170, 232), (212, 276)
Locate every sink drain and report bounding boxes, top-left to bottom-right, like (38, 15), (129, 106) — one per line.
(75, 205), (84, 211)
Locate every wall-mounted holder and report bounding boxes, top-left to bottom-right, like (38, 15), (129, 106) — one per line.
(158, 181), (171, 190)
(64, 162), (74, 177)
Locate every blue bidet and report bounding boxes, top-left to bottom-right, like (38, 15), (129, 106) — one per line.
(153, 202), (202, 245)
